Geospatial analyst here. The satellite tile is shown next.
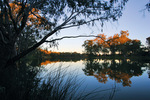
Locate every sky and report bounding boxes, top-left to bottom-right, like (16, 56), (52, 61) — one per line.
(42, 0), (150, 53)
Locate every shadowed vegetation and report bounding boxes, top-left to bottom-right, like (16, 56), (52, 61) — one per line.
(0, 59), (99, 100)
(0, 0), (128, 67)
(82, 30), (150, 58)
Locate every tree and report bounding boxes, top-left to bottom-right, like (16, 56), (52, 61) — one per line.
(146, 1), (150, 12)
(146, 37), (150, 49)
(94, 33), (108, 55)
(16, 26), (41, 54)
(0, 0), (128, 67)
(107, 30), (130, 56)
(83, 30), (141, 56)
(82, 40), (95, 56)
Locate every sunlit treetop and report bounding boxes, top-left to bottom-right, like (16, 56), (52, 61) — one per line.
(0, 0), (128, 31)
(105, 30), (130, 46)
(39, 48), (60, 54)
(83, 30), (141, 48)
(94, 34), (106, 43)
(5, 2), (48, 28)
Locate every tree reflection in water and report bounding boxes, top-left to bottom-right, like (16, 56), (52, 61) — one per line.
(83, 59), (148, 87)
(147, 67), (150, 78)
(0, 59), (88, 100)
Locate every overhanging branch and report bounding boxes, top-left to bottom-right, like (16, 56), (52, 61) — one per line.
(45, 35), (111, 47)
(45, 35), (102, 42)
(60, 17), (107, 30)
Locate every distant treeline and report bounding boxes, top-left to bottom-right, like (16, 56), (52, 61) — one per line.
(29, 47), (150, 62)
(36, 48), (87, 60)
(82, 31), (150, 58)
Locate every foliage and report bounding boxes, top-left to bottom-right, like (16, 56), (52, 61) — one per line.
(146, 1), (150, 12)
(0, 0), (128, 66)
(146, 37), (150, 49)
(39, 48), (85, 60)
(82, 30), (142, 56)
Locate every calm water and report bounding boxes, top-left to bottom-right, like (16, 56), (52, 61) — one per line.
(40, 59), (150, 100)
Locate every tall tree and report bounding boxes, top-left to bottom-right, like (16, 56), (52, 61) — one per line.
(0, 0), (128, 67)
(82, 40), (95, 56)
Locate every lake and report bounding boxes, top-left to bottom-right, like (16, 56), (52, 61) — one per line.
(1, 58), (150, 100)
(39, 59), (150, 100)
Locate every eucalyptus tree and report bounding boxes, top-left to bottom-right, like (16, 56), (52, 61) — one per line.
(0, 0), (128, 67)
(82, 40), (95, 56)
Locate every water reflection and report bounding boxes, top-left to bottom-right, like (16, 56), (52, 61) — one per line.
(147, 68), (150, 78)
(40, 60), (60, 65)
(83, 59), (148, 87)
(2, 57), (149, 100)
(0, 59), (87, 100)
(0, 60), (41, 100)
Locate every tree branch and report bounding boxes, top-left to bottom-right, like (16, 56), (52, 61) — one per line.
(44, 35), (113, 48)
(45, 35), (103, 42)
(16, 3), (26, 24)
(60, 17), (106, 30)
(10, 24), (61, 63)
(4, 0), (17, 31)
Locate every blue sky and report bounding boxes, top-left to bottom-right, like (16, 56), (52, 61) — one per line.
(43, 0), (150, 53)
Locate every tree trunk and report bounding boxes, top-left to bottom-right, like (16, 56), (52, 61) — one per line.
(0, 42), (16, 68)
(111, 47), (115, 57)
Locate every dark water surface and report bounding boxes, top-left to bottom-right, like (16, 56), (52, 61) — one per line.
(1, 58), (150, 100)
(40, 59), (150, 100)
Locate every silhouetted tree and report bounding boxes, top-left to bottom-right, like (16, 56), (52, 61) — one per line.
(0, 0), (128, 67)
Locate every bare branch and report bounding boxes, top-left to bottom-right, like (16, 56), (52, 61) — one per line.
(44, 35), (113, 48)
(60, 17), (106, 30)
(17, 7), (30, 34)
(64, 9), (86, 26)
(45, 35), (102, 42)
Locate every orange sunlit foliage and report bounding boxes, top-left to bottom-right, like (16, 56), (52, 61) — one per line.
(107, 30), (131, 46)
(94, 33), (107, 47)
(39, 48), (60, 55)
(41, 60), (60, 65)
(94, 34), (106, 42)
(2, 1), (48, 28)
(86, 40), (94, 47)
(85, 30), (132, 49)
(83, 30), (141, 55)
(11, 2), (44, 25)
